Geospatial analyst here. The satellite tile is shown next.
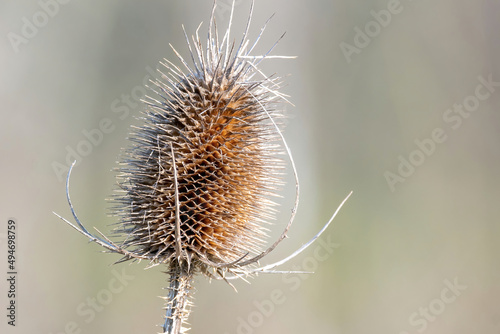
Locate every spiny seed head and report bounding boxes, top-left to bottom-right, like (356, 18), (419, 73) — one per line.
(112, 9), (287, 271)
(54, 3), (347, 333)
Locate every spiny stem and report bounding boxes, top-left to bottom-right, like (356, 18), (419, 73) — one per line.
(163, 263), (194, 334)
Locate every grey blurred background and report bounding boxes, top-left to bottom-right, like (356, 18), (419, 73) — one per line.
(1, 0), (499, 333)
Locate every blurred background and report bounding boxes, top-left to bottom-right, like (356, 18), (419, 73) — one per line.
(1, 0), (499, 333)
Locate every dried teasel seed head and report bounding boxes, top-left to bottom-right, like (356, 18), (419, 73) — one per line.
(54, 2), (352, 333)
(111, 4), (288, 273)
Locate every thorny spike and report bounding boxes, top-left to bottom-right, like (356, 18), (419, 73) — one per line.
(170, 144), (183, 264)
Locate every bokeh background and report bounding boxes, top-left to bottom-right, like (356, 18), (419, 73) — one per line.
(1, 0), (499, 333)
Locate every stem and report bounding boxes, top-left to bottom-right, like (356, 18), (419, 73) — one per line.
(163, 262), (194, 334)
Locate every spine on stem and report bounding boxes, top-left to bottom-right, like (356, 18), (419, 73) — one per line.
(163, 263), (194, 334)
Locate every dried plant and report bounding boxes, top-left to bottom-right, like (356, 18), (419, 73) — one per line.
(54, 1), (352, 333)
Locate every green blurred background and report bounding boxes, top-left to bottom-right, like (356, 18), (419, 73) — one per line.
(1, 0), (499, 333)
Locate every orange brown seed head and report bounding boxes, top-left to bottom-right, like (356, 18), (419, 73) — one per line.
(112, 14), (287, 271)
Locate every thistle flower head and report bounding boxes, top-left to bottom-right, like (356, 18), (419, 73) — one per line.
(54, 2), (352, 333)
(112, 4), (287, 272)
